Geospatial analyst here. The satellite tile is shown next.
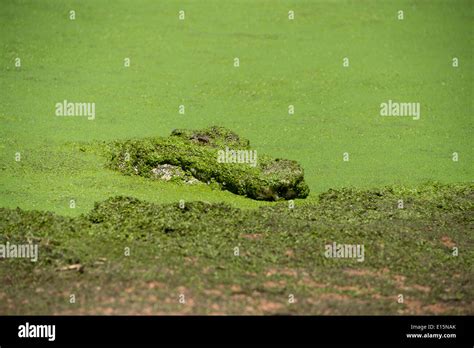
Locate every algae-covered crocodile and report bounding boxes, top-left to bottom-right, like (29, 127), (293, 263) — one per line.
(107, 126), (309, 201)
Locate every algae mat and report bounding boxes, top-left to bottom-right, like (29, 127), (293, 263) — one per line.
(0, 0), (472, 214)
(1, 183), (473, 314)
